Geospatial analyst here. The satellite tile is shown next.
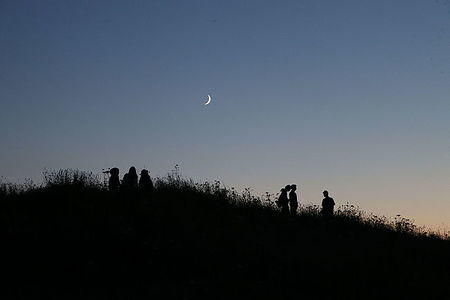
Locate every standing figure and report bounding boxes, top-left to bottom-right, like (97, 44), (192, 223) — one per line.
(139, 169), (154, 194)
(289, 184), (298, 216)
(276, 185), (291, 215)
(108, 167), (120, 192)
(321, 190), (335, 218)
(122, 166), (138, 191)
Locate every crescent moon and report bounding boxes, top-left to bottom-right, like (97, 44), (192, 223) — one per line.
(204, 95), (212, 105)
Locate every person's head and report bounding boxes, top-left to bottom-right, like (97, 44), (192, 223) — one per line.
(323, 190), (328, 197)
(129, 166), (137, 175)
(290, 184), (297, 191)
(110, 167), (119, 176)
(285, 185), (291, 191)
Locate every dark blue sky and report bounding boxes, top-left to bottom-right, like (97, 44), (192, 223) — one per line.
(1, 0), (449, 227)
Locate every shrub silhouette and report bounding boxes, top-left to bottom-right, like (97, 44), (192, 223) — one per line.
(42, 168), (101, 189)
(1, 168), (450, 299)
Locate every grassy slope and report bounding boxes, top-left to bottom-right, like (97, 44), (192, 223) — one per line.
(1, 177), (450, 299)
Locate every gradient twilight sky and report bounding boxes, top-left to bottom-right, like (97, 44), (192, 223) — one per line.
(1, 0), (449, 228)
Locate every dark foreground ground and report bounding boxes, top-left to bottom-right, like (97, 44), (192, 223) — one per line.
(1, 175), (450, 299)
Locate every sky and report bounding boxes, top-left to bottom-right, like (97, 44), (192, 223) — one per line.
(1, 0), (449, 229)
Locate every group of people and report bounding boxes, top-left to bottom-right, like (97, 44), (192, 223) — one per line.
(276, 185), (335, 217)
(276, 184), (298, 216)
(105, 166), (154, 193)
(106, 168), (335, 217)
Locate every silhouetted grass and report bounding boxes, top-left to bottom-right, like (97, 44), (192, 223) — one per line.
(42, 168), (102, 189)
(1, 168), (450, 299)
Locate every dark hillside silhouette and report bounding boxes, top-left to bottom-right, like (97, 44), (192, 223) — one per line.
(1, 168), (450, 299)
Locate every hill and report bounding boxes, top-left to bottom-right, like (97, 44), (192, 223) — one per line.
(1, 169), (450, 299)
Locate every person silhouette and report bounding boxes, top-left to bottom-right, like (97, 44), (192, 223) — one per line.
(289, 184), (298, 216)
(139, 169), (154, 194)
(122, 166), (138, 191)
(108, 167), (120, 191)
(276, 185), (291, 215)
(321, 190), (335, 218)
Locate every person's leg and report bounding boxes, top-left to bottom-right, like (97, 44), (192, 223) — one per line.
(291, 203), (298, 215)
